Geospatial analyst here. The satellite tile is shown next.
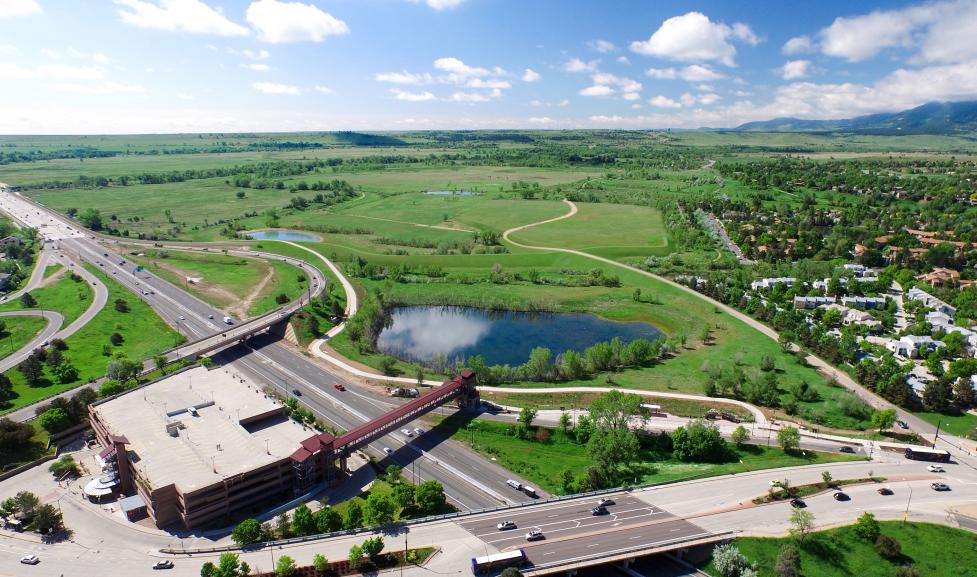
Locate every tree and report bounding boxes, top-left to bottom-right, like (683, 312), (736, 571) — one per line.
(48, 455), (80, 478)
(712, 543), (750, 577)
(361, 535), (384, 559)
(312, 553), (328, 576)
(20, 292), (36, 308)
(314, 507), (343, 533)
(200, 561), (217, 577)
(17, 354), (43, 386)
(363, 492), (395, 526)
(788, 507), (815, 543)
(559, 411), (571, 433)
(587, 428), (640, 475)
(275, 512), (290, 538)
(109, 332), (124, 346)
(13, 491), (39, 518)
(99, 379), (126, 397)
(348, 544), (363, 569)
(0, 418), (34, 452)
(114, 298), (129, 313)
(53, 361), (78, 384)
(775, 543), (800, 577)
(275, 555), (296, 577)
(344, 501), (363, 529)
(154, 355), (168, 375)
(871, 409), (897, 433)
(0, 372), (13, 403)
(777, 426), (801, 453)
(875, 534), (902, 559)
(560, 350), (586, 380)
(231, 518), (264, 546)
(291, 504), (317, 536)
(526, 347), (552, 381)
(588, 390), (644, 431)
(78, 208), (103, 230)
(821, 470), (833, 486)
(499, 568), (525, 577)
(731, 425), (750, 447)
(953, 377), (976, 410)
(853, 511), (880, 541)
(38, 408), (71, 434)
(32, 503), (63, 534)
(392, 483), (416, 512)
(922, 379), (952, 412)
(385, 464), (402, 484)
(672, 420), (727, 463)
(414, 480), (446, 515)
(518, 406), (538, 430)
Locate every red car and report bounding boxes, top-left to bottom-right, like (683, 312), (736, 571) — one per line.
(334, 383), (345, 391)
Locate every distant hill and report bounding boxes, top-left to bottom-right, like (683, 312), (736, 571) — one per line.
(733, 101), (977, 135)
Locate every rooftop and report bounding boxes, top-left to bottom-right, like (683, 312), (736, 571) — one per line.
(93, 366), (312, 493)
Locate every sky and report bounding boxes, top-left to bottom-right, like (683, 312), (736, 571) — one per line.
(2, 0), (977, 133)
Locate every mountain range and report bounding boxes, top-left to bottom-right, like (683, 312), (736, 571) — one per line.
(732, 100), (977, 135)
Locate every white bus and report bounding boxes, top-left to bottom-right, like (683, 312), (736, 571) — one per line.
(471, 549), (526, 574)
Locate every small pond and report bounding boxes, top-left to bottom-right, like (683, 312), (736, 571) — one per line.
(423, 190), (481, 196)
(246, 229), (321, 242)
(377, 306), (662, 367)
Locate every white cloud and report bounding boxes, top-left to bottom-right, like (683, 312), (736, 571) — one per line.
(448, 91), (491, 102)
(245, 0), (349, 44)
(588, 71), (642, 99)
(0, 0), (41, 19)
(313, 85), (333, 94)
(92, 53), (110, 64)
(466, 78), (510, 89)
(558, 99), (569, 107)
(782, 35), (813, 55)
(114, 0), (249, 36)
(649, 95), (682, 108)
(252, 81), (299, 94)
(434, 57), (488, 78)
(780, 59), (811, 79)
(242, 48), (271, 59)
(680, 93), (697, 106)
(579, 84), (614, 97)
(241, 63), (270, 71)
(616, 56), (631, 65)
(622, 92), (641, 101)
(678, 64), (725, 81)
(819, 8), (918, 62)
(47, 81), (146, 94)
(521, 68), (540, 82)
(697, 92), (721, 105)
(588, 40), (616, 53)
(177, 92), (194, 100)
(390, 87), (435, 101)
(645, 67), (677, 79)
(527, 116), (554, 124)
(418, 0), (464, 10)
(374, 70), (433, 85)
(564, 58), (598, 73)
(630, 11), (756, 66)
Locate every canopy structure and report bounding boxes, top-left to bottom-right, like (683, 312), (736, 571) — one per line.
(83, 474), (119, 498)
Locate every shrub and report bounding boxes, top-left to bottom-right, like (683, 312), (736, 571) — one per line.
(231, 518), (264, 545)
(713, 543), (750, 577)
(48, 455), (79, 478)
(853, 512), (880, 541)
(775, 544), (800, 577)
(875, 534), (902, 559)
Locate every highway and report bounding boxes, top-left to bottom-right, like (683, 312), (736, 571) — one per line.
(0, 190), (536, 512)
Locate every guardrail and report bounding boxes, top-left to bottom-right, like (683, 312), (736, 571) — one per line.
(159, 472), (727, 555)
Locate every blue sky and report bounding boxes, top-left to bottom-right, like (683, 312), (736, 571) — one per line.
(2, 0), (977, 133)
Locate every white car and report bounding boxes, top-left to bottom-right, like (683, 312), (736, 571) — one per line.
(401, 428), (413, 438)
(927, 465), (945, 473)
(382, 447), (393, 455)
(179, 315), (185, 320)
(20, 554), (39, 565)
(414, 427), (425, 435)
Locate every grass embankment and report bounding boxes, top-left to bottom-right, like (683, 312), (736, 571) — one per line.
(322, 477), (455, 522)
(0, 420), (53, 467)
(429, 415), (862, 495)
(0, 268), (93, 326)
(0, 265), (182, 414)
(0, 316), (48, 361)
(702, 522), (977, 577)
(479, 390), (754, 421)
(913, 410), (977, 439)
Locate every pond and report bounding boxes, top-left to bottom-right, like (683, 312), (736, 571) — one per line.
(377, 306), (662, 367)
(246, 229), (321, 242)
(423, 190), (481, 196)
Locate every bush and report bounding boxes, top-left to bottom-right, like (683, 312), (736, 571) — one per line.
(875, 534), (902, 559)
(231, 518), (264, 545)
(775, 544), (800, 577)
(361, 535), (384, 559)
(713, 543), (751, 577)
(38, 408), (71, 434)
(109, 332), (124, 346)
(48, 455), (80, 478)
(98, 379), (126, 398)
(853, 512), (880, 541)
(672, 420), (727, 463)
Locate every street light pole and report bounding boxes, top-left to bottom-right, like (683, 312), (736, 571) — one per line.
(934, 418), (942, 444)
(904, 483), (913, 526)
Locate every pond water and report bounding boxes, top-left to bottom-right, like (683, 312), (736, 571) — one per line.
(377, 306), (662, 367)
(423, 190), (481, 196)
(246, 230), (321, 242)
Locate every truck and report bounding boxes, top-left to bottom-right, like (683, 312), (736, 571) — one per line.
(223, 316), (233, 325)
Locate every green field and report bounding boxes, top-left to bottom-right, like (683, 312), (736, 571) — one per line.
(0, 316), (47, 360)
(703, 521), (977, 577)
(0, 271), (93, 326)
(431, 415), (862, 495)
(509, 202), (670, 257)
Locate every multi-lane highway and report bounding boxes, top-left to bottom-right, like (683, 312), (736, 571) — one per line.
(0, 190), (536, 512)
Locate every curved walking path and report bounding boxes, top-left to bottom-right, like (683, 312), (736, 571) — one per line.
(502, 199), (973, 457)
(0, 309), (63, 371)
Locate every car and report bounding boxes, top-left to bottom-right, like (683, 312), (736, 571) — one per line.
(413, 427), (425, 435)
(598, 498), (615, 506)
(839, 446), (856, 454)
(382, 447), (393, 455)
(496, 521), (516, 531)
(334, 383), (345, 391)
(401, 428), (413, 437)
(833, 492), (849, 501)
(208, 314), (214, 319)
(179, 315), (185, 320)
(897, 420), (909, 429)
(591, 505), (608, 515)
(19, 555), (39, 565)
(291, 389), (301, 396)
(931, 482), (951, 491)
(102, 253), (108, 257)
(525, 529), (544, 541)
(789, 498), (806, 508)
(143, 291), (149, 295)
(153, 560), (174, 570)
(878, 486), (894, 495)
(927, 465), (945, 473)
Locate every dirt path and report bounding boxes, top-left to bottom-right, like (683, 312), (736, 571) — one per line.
(350, 213), (477, 233)
(231, 265), (275, 319)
